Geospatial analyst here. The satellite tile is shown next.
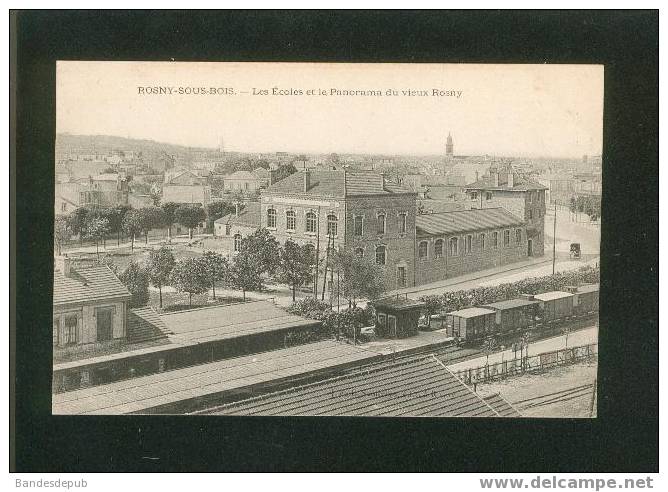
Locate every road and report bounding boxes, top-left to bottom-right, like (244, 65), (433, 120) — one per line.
(446, 324), (598, 371)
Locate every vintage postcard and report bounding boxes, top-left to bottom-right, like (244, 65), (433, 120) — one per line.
(52, 62), (602, 417)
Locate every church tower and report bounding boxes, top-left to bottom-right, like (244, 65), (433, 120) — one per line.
(446, 132), (454, 158)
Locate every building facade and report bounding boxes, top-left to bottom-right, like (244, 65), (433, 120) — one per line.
(162, 169), (212, 206)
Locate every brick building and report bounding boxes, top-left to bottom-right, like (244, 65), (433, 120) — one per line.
(414, 208), (529, 284)
(464, 163), (547, 258)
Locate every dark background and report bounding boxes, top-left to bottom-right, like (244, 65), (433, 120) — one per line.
(11, 10), (658, 472)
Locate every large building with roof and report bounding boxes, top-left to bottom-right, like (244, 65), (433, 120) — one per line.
(465, 162), (547, 258)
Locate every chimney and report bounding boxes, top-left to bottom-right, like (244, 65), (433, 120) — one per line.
(303, 170), (310, 192)
(55, 255), (72, 277)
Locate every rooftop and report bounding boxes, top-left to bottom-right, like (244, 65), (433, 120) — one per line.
(215, 202), (261, 228)
(52, 340), (382, 415)
(203, 355), (500, 417)
(534, 291), (574, 302)
(372, 296), (426, 311)
(53, 265), (132, 306)
(264, 170), (415, 198)
(576, 283), (600, 294)
(160, 300), (320, 344)
(483, 393), (521, 417)
(416, 208), (524, 237)
(447, 307), (496, 318)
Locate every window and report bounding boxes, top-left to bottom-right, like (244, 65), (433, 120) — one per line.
(375, 245), (386, 266)
(397, 267), (406, 287)
(466, 235), (472, 254)
(267, 208), (277, 228)
(516, 229), (522, 243)
(306, 211), (317, 233)
(234, 234), (242, 252)
(355, 247), (365, 258)
(434, 239), (444, 258)
(480, 233), (486, 249)
(53, 318), (59, 346)
(354, 215), (364, 236)
(528, 192), (533, 203)
(492, 231), (499, 249)
(377, 213), (386, 234)
(528, 209), (533, 220)
(418, 241), (428, 260)
(244, 182), (249, 190)
(449, 237), (459, 256)
(398, 213), (407, 234)
(286, 210), (296, 231)
(470, 192), (478, 200)
(327, 214), (338, 237)
(486, 192), (493, 200)
(504, 229), (511, 246)
(64, 314), (78, 345)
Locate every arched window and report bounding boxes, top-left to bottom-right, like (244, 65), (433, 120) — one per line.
(449, 237), (459, 256)
(306, 211), (317, 233)
(375, 245), (386, 265)
(398, 213), (407, 234)
(492, 231), (499, 249)
(466, 235), (472, 254)
(267, 208), (277, 228)
(434, 239), (444, 258)
(377, 213), (386, 234)
(480, 233), (486, 249)
(327, 214), (338, 236)
(286, 210), (296, 231)
(233, 234), (242, 252)
(419, 241), (428, 260)
(354, 216), (364, 236)
(504, 229), (511, 246)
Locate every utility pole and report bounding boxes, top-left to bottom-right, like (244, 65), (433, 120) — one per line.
(552, 202), (557, 275)
(314, 206), (321, 298)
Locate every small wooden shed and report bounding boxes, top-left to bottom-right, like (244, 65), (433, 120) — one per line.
(372, 297), (426, 339)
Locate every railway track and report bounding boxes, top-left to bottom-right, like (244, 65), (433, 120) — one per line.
(511, 383), (595, 411)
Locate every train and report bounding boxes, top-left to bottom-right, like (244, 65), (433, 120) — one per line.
(418, 283), (599, 342)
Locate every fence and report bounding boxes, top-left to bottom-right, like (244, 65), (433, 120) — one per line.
(455, 343), (597, 385)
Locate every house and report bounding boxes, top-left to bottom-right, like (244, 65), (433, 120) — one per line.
(222, 170), (267, 193)
(465, 162), (547, 257)
(53, 256), (133, 366)
(161, 169), (211, 206)
(54, 173), (130, 211)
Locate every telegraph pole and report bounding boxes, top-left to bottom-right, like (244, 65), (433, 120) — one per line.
(552, 202), (557, 275)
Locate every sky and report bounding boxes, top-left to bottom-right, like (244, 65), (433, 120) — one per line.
(56, 62), (604, 158)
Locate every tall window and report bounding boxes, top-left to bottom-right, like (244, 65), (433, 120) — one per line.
(449, 237), (459, 256)
(466, 235), (472, 254)
(516, 229), (522, 243)
(306, 211), (317, 233)
(53, 318), (59, 346)
(377, 213), (386, 234)
(375, 245), (386, 266)
(434, 239), (444, 258)
(355, 247), (364, 258)
(418, 241), (428, 260)
(504, 229), (511, 246)
(398, 213), (407, 234)
(397, 266), (407, 287)
(528, 192), (533, 203)
(234, 234), (242, 252)
(64, 314), (78, 345)
(354, 216), (364, 236)
(286, 210), (296, 231)
(267, 208), (277, 228)
(528, 209), (533, 220)
(480, 233), (486, 250)
(492, 231), (499, 249)
(327, 214), (338, 236)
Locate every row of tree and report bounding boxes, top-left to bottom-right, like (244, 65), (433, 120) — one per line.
(55, 200), (239, 256)
(569, 195), (601, 221)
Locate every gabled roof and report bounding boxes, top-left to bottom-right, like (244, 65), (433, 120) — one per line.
(53, 265), (132, 306)
(214, 201), (261, 228)
(416, 208), (524, 236)
(207, 355), (500, 417)
(264, 170), (415, 198)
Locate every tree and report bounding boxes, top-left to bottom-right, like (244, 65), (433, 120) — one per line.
(119, 260), (149, 308)
(332, 249), (386, 308)
(200, 250), (228, 299)
(139, 206), (165, 244)
(85, 216), (110, 260)
(272, 163), (297, 183)
(161, 202), (180, 240)
(482, 336), (498, 369)
(109, 205), (132, 246)
(54, 215), (71, 255)
(122, 209), (143, 252)
(68, 207), (90, 245)
(146, 246), (175, 308)
(174, 204), (206, 239)
(206, 200), (235, 230)
(169, 257), (209, 306)
(277, 240), (314, 301)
